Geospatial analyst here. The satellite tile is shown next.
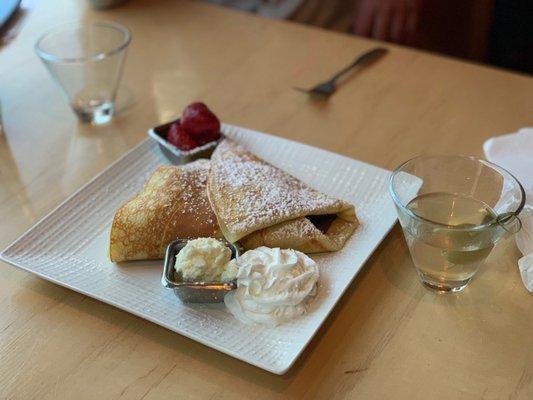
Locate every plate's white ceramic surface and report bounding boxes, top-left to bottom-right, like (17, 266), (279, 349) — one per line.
(1, 125), (414, 374)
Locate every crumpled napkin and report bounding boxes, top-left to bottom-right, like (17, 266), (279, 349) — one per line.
(484, 127), (533, 292)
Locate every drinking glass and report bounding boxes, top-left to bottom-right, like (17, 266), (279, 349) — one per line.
(35, 21), (131, 125)
(389, 155), (525, 293)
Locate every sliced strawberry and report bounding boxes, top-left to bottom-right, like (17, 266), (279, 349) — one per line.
(166, 122), (198, 151)
(181, 102), (220, 139)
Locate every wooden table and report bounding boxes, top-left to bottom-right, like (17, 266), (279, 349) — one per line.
(1, 0), (532, 398)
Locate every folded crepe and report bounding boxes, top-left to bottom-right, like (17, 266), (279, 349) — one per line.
(109, 160), (220, 262)
(207, 139), (358, 253)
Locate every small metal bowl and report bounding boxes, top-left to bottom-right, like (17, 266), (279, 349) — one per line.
(161, 239), (240, 303)
(147, 119), (224, 164)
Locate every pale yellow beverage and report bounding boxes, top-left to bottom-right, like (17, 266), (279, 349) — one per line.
(404, 192), (497, 291)
(390, 155), (524, 293)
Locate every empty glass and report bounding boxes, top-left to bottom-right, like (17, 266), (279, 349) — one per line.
(389, 155), (525, 293)
(35, 21), (131, 125)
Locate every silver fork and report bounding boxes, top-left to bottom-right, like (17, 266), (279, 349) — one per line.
(294, 47), (388, 98)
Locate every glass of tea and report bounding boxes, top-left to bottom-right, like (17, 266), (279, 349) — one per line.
(35, 21), (131, 125)
(389, 155), (525, 293)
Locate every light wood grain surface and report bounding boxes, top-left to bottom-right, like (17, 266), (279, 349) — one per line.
(1, 0), (532, 399)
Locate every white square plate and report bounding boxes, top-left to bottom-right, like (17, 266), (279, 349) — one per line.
(1, 124), (414, 374)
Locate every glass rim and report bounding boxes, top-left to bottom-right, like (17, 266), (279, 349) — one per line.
(388, 154), (526, 232)
(34, 21), (131, 64)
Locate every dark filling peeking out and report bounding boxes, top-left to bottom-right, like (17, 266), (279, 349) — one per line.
(307, 214), (336, 234)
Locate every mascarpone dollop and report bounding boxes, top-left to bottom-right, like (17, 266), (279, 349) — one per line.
(224, 247), (319, 326)
(174, 238), (234, 282)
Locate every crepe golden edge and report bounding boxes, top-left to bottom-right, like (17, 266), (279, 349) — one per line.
(109, 160), (220, 262)
(207, 139), (358, 253)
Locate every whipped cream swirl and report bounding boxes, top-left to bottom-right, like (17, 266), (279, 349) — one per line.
(224, 247), (319, 326)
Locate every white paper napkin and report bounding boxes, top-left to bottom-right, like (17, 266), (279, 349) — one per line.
(484, 127), (533, 292)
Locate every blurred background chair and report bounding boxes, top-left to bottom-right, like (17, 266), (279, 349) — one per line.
(204, 0), (532, 74)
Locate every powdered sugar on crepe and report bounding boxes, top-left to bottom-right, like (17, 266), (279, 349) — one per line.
(208, 139), (355, 242)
